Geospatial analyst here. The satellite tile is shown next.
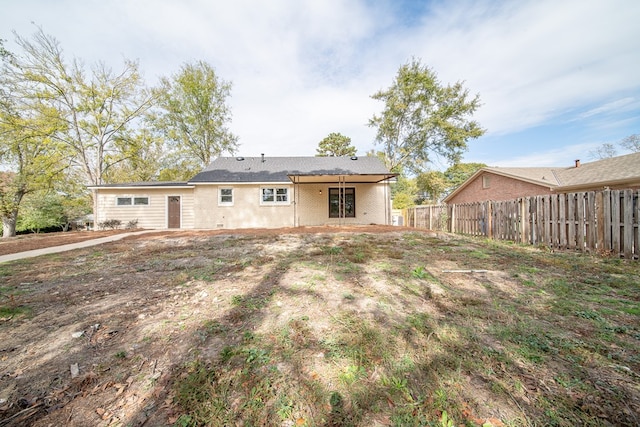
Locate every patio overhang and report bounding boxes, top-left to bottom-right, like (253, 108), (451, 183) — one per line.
(287, 173), (396, 184)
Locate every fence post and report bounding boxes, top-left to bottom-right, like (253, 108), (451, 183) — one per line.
(487, 200), (493, 239)
(623, 190), (634, 259)
(450, 204), (456, 233)
(519, 198), (527, 243)
(596, 191), (605, 252)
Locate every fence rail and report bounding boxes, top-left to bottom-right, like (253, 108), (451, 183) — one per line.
(405, 189), (639, 260)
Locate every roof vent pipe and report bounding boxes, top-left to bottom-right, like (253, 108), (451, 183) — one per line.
(261, 153), (265, 163)
(575, 159), (580, 168)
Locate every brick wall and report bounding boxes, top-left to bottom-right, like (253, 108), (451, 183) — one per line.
(447, 171), (553, 204)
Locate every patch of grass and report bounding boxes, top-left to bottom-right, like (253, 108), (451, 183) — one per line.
(0, 305), (31, 319)
(333, 261), (362, 279)
(338, 364), (367, 385)
(321, 245), (343, 255)
(405, 312), (433, 335)
(411, 266), (431, 279)
(332, 313), (393, 367)
(230, 293), (270, 311)
(0, 266), (13, 279)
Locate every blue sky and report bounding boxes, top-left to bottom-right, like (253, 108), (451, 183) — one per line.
(2, 0), (639, 169)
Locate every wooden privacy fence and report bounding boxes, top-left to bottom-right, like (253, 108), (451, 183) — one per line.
(405, 189), (639, 260)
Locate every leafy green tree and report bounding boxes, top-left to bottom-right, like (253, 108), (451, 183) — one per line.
(17, 191), (66, 233)
(416, 162), (486, 203)
(10, 29), (154, 185)
(444, 162), (486, 188)
(103, 129), (166, 182)
(416, 170), (448, 202)
(0, 40), (66, 237)
(7, 28), (155, 223)
(391, 175), (419, 209)
(53, 169), (92, 230)
(154, 61), (238, 168)
(369, 58), (484, 173)
(316, 132), (357, 157)
(392, 192), (414, 210)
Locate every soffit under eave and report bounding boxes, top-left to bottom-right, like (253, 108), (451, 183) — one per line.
(287, 174), (396, 184)
(482, 169), (559, 188)
(552, 178), (640, 192)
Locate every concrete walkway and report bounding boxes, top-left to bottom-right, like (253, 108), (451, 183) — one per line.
(0, 230), (158, 264)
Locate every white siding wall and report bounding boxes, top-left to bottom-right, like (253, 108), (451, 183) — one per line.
(95, 188), (195, 229)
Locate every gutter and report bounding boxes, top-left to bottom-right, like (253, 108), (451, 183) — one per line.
(552, 178), (640, 192)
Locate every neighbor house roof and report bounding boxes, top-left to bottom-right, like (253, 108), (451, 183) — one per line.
(478, 167), (560, 187)
(552, 152), (640, 190)
(189, 156), (396, 184)
(443, 151), (640, 202)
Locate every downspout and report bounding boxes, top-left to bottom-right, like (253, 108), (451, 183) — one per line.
(385, 180), (390, 225)
(339, 175), (341, 226)
(293, 175), (298, 227)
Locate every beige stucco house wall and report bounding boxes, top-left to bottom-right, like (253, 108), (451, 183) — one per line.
(190, 182), (390, 229)
(193, 184), (296, 229)
(296, 183), (389, 226)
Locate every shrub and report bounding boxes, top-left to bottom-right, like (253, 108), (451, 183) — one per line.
(98, 219), (122, 230)
(126, 219), (139, 229)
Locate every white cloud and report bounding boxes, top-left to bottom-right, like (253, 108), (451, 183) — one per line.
(399, 0), (640, 135)
(2, 0), (639, 162)
(490, 142), (604, 168)
(576, 97), (639, 120)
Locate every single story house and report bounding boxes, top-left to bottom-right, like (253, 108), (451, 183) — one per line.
(444, 152), (640, 204)
(89, 155), (396, 230)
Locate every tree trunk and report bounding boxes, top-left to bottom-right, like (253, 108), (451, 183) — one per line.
(2, 211), (18, 238)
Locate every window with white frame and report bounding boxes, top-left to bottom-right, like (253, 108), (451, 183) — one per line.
(116, 196), (149, 206)
(482, 175), (491, 189)
(219, 188), (233, 205)
(261, 187), (289, 204)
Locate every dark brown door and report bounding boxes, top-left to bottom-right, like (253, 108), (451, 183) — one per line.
(168, 196), (181, 228)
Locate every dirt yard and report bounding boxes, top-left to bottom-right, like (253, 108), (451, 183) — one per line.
(0, 230), (132, 256)
(1, 227), (638, 426)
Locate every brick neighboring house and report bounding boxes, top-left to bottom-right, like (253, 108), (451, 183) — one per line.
(444, 152), (640, 204)
(89, 155), (396, 230)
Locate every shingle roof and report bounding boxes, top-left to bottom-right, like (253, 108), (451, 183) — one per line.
(481, 167), (560, 187)
(553, 152), (640, 188)
(189, 156), (395, 183)
(473, 152), (640, 191)
(444, 151), (640, 202)
(87, 181), (191, 189)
